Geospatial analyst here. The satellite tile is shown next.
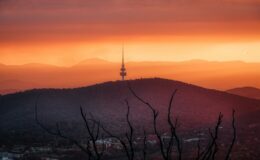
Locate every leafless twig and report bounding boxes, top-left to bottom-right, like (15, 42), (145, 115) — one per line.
(224, 110), (236, 160)
(128, 84), (181, 160)
(35, 102), (93, 159)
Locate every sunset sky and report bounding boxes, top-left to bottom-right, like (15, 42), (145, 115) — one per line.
(0, 0), (260, 66)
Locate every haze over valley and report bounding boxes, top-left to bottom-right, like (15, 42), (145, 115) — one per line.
(1, 59), (260, 95)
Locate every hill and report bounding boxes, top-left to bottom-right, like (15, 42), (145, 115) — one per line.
(0, 78), (259, 132)
(1, 78), (260, 159)
(227, 87), (260, 100)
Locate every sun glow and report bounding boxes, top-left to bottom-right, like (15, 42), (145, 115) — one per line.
(0, 39), (260, 66)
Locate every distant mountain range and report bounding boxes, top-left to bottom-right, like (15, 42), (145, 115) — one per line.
(0, 59), (260, 94)
(227, 87), (260, 100)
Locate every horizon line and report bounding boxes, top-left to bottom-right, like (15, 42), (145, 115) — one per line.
(1, 58), (260, 67)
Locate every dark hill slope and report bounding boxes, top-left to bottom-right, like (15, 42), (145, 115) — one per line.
(0, 78), (259, 135)
(227, 87), (260, 100)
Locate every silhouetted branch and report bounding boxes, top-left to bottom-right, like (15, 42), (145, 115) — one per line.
(35, 103), (93, 159)
(210, 129), (218, 160)
(201, 113), (223, 160)
(80, 106), (104, 160)
(94, 99), (135, 160)
(129, 84), (181, 160)
(34, 85), (237, 160)
(128, 84), (157, 114)
(129, 84), (166, 159)
(97, 122), (131, 159)
(125, 99), (135, 160)
(167, 90), (182, 160)
(224, 110), (236, 160)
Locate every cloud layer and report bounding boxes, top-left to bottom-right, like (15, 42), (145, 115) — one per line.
(0, 0), (260, 42)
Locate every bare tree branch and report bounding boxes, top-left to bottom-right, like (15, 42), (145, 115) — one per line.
(34, 85), (237, 160)
(201, 113), (223, 160)
(128, 84), (180, 160)
(224, 109), (236, 160)
(80, 106), (104, 160)
(35, 103), (93, 158)
(210, 129), (219, 160)
(93, 99), (136, 160)
(166, 90), (182, 160)
(125, 99), (135, 160)
(97, 122), (131, 159)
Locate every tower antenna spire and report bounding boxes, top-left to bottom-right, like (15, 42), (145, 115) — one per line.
(122, 43), (124, 66)
(120, 43), (127, 81)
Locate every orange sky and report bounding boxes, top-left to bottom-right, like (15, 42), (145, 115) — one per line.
(0, 0), (260, 66)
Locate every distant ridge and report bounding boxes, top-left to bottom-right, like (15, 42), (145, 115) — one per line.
(75, 58), (114, 66)
(1, 59), (259, 68)
(0, 60), (260, 94)
(227, 87), (260, 100)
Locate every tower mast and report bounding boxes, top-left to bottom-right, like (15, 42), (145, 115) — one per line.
(120, 44), (127, 81)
